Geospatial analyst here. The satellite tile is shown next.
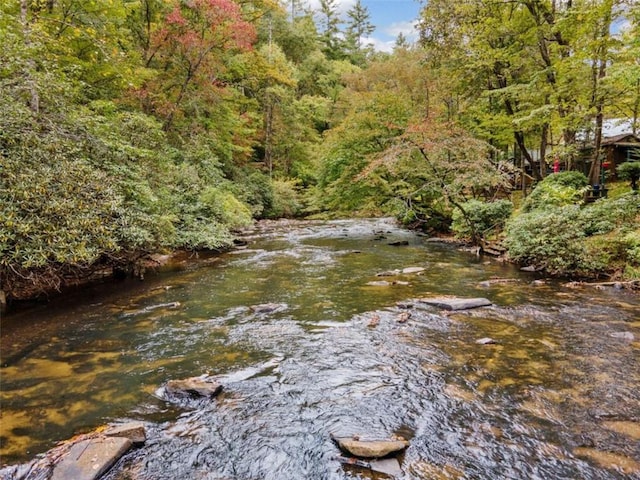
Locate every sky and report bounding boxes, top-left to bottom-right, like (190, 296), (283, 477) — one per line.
(305, 0), (423, 53)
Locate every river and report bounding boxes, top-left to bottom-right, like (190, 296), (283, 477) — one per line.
(1, 218), (639, 479)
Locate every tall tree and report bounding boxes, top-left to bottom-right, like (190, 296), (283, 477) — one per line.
(141, 0), (256, 131)
(344, 0), (374, 65)
(317, 0), (343, 60)
(584, 0), (618, 185)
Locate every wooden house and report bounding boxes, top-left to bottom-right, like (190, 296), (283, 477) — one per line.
(600, 133), (640, 178)
(578, 133), (640, 181)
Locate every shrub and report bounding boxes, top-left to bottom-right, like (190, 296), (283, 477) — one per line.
(579, 193), (640, 236)
(269, 179), (304, 218)
(542, 171), (591, 190)
(505, 193), (640, 277)
(621, 230), (640, 265)
(504, 206), (587, 273)
(617, 161), (640, 191)
(451, 199), (513, 240)
(230, 170), (276, 219)
(522, 171), (589, 212)
(200, 187), (253, 229)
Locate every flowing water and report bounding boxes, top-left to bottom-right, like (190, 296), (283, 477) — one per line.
(1, 218), (639, 479)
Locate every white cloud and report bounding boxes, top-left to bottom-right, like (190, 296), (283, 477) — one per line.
(305, 0), (357, 14)
(361, 36), (395, 53)
(383, 20), (419, 41)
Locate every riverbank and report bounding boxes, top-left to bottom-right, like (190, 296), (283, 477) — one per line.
(3, 213), (639, 316)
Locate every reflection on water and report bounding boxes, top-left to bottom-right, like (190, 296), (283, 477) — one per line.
(1, 218), (639, 479)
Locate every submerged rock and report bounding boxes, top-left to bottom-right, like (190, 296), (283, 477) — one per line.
(610, 332), (635, 341)
(478, 278), (518, 287)
(476, 337), (497, 345)
(401, 267), (425, 274)
(366, 281), (391, 287)
(164, 375), (223, 399)
(335, 456), (402, 477)
(521, 265), (542, 272)
(388, 240), (409, 246)
(368, 314), (381, 328)
(333, 436), (409, 458)
(250, 303), (287, 314)
(419, 297), (492, 311)
(377, 270), (401, 277)
(396, 301), (414, 309)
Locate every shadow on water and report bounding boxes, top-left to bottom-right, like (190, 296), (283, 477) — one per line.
(1, 218), (639, 479)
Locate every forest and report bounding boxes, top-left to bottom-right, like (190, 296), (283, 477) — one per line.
(1, 0), (640, 306)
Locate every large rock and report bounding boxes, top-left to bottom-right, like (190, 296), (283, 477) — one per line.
(333, 437), (409, 458)
(165, 376), (223, 398)
(419, 297), (492, 311)
(104, 422), (146, 444)
(51, 436), (132, 480)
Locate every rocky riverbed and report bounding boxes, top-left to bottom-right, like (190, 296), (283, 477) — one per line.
(1, 219), (639, 479)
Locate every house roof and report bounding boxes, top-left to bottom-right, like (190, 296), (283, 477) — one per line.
(602, 133), (640, 146)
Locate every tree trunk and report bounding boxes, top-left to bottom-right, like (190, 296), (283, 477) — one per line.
(539, 123), (549, 178)
(264, 98), (275, 177)
(20, 0), (39, 114)
(588, 1), (613, 186)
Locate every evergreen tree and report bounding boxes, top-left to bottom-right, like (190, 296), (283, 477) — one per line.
(317, 0), (343, 60)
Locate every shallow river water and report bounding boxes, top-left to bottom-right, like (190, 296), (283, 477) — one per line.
(1, 218), (639, 479)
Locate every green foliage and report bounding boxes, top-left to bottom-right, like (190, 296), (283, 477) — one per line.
(0, 157), (120, 269)
(269, 179), (304, 218)
(616, 161), (640, 190)
(505, 193), (640, 277)
(579, 193), (640, 236)
(200, 187), (253, 229)
(622, 231), (640, 265)
(504, 206), (587, 274)
(522, 172), (589, 212)
(224, 169), (275, 219)
(451, 200), (513, 240)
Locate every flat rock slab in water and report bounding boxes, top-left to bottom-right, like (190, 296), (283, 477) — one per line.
(165, 376), (223, 398)
(333, 437), (409, 458)
(51, 436), (132, 480)
(104, 422), (146, 444)
(419, 297), (492, 311)
(401, 267), (425, 274)
(335, 456), (402, 477)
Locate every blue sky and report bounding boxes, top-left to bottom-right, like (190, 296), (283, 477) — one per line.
(360, 0), (423, 51)
(307, 0), (423, 52)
